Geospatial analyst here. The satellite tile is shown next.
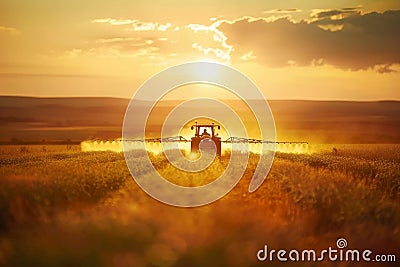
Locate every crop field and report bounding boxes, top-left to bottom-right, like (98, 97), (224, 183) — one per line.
(0, 144), (399, 266)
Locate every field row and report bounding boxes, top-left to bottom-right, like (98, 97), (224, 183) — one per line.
(0, 145), (399, 266)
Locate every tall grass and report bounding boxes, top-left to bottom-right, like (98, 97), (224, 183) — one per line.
(0, 145), (399, 266)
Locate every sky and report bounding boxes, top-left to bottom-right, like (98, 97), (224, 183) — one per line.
(0, 0), (399, 100)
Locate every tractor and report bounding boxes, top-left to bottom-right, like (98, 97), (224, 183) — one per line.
(190, 121), (222, 156)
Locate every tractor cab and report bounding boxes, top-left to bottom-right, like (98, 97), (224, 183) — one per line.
(190, 121), (222, 156)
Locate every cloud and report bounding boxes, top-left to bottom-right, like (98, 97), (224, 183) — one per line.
(342, 6), (362, 11)
(239, 51), (256, 61)
(92, 18), (172, 32)
(0, 26), (19, 35)
(374, 64), (398, 74)
(89, 17), (234, 64)
(87, 19), (183, 63)
(311, 9), (359, 19)
(317, 24), (343, 32)
(217, 10), (400, 71)
(70, 18), (222, 66)
(263, 8), (301, 14)
(92, 18), (136, 25)
(186, 22), (233, 61)
(94, 37), (141, 44)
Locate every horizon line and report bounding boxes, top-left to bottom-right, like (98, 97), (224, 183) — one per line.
(0, 94), (399, 102)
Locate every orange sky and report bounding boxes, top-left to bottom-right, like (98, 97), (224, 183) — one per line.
(0, 0), (399, 100)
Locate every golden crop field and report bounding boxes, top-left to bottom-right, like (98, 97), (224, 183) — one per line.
(0, 144), (399, 266)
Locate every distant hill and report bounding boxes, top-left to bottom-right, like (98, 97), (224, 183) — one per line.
(0, 96), (399, 144)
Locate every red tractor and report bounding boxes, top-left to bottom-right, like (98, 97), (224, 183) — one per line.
(191, 121), (222, 156)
